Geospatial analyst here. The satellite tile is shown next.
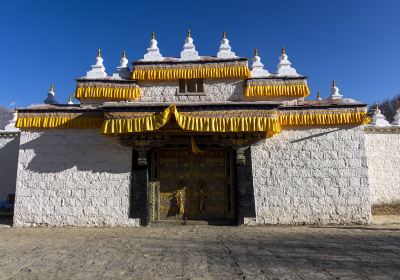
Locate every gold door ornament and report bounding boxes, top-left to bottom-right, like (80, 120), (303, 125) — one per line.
(177, 188), (185, 214)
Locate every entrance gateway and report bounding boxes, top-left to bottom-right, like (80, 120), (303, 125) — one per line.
(125, 130), (261, 226)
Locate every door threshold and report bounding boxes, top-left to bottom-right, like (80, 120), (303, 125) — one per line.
(150, 220), (235, 226)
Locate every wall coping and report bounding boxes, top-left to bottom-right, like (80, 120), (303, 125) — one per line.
(364, 125), (400, 134)
(0, 131), (20, 137)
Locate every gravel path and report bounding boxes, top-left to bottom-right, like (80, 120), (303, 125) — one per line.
(1, 223), (400, 279)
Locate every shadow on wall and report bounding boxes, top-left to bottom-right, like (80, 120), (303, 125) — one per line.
(0, 136), (20, 199)
(19, 131), (132, 174)
(289, 127), (343, 143)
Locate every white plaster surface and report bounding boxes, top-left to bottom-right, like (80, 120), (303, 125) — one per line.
(86, 53), (107, 79)
(365, 131), (400, 205)
(138, 79), (243, 102)
(13, 129), (138, 227)
(250, 53), (269, 78)
(250, 126), (371, 225)
(276, 52), (299, 77)
(180, 34), (200, 60)
(216, 35), (236, 59)
(0, 133), (20, 200)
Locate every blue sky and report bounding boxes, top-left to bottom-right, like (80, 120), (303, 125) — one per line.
(0, 0), (399, 107)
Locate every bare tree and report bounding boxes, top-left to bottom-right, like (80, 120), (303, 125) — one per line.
(0, 106), (13, 130)
(369, 94), (400, 122)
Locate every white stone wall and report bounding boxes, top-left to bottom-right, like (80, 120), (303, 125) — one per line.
(138, 79), (243, 102)
(0, 132), (20, 200)
(365, 129), (400, 205)
(250, 126), (371, 225)
(14, 129), (138, 227)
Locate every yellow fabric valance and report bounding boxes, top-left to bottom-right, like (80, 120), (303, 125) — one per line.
(279, 112), (367, 126)
(244, 84), (310, 98)
(174, 111), (281, 135)
(101, 105), (174, 134)
(16, 116), (103, 129)
(101, 105), (281, 136)
(74, 86), (140, 100)
(131, 66), (250, 80)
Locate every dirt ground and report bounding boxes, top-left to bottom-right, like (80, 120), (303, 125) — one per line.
(0, 217), (400, 280)
(372, 202), (400, 215)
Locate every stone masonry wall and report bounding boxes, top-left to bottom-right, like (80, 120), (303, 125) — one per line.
(365, 129), (400, 205)
(250, 126), (371, 225)
(138, 79), (243, 102)
(13, 129), (138, 227)
(0, 132), (20, 200)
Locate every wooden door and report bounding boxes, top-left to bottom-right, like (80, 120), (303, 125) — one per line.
(151, 148), (234, 222)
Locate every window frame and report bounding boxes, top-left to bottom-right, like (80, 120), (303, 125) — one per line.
(177, 79), (206, 96)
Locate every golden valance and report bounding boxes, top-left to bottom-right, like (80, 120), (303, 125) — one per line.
(101, 105), (281, 136)
(131, 66), (250, 80)
(101, 106), (174, 134)
(16, 112), (103, 129)
(74, 85), (140, 100)
(16, 105), (369, 132)
(244, 84), (310, 98)
(174, 110), (281, 135)
(279, 111), (368, 126)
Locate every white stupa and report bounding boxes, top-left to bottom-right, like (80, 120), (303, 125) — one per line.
(43, 84), (58, 104)
(276, 47), (299, 76)
(317, 91), (323, 101)
(112, 50), (130, 79)
(4, 111), (19, 132)
(391, 108), (400, 126)
(250, 49), (269, 78)
(216, 32), (236, 59)
(180, 29), (200, 61)
(142, 32), (163, 61)
(86, 49), (107, 78)
(67, 96), (74, 105)
(370, 104), (390, 127)
(328, 80), (343, 100)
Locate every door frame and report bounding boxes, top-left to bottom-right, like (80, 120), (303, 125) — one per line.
(149, 147), (236, 224)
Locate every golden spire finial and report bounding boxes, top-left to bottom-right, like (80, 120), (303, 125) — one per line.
(151, 31), (155, 39)
(187, 29), (191, 38)
(122, 50), (126, 58)
(281, 46), (285, 55)
(254, 48), (258, 56)
(50, 83), (54, 92)
(332, 80), (336, 87)
(223, 31), (227, 39)
(317, 91), (321, 99)
(97, 48), (101, 58)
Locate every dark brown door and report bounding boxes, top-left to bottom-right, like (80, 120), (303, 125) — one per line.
(153, 148), (233, 221)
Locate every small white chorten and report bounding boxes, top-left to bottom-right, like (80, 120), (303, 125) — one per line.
(4, 111), (19, 132)
(370, 104), (391, 126)
(86, 49), (107, 78)
(180, 29), (200, 61)
(44, 84), (58, 104)
(112, 50), (130, 79)
(317, 91), (323, 101)
(67, 96), (74, 105)
(276, 47), (299, 76)
(142, 32), (163, 61)
(216, 32), (236, 59)
(328, 80), (343, 100)
(392, 108), (400, 126)
(250, 48), (269, 78)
